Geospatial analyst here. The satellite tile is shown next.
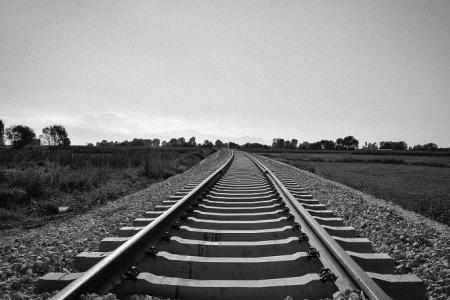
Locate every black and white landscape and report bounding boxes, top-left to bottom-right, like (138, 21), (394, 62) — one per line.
(0, 1), (449, 300)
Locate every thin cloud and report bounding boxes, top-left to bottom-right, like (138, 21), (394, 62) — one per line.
(76, 112), (186, 135)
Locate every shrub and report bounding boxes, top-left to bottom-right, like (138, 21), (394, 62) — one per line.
(10, 169), (47, 198)
(0, 186), (28, 208)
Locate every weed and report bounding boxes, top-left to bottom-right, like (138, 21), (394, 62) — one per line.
(0, 147), (214, 228)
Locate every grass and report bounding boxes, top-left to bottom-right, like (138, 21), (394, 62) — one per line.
(261, 152), (450, 167)
(0, 147), (214, 229)
(260, 152), (450, 226)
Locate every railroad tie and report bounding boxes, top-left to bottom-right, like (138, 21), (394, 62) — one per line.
(37, 151), (425, 300)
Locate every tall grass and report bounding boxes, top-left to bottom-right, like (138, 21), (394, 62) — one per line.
(0, 147), (213, 228)
(0, 147), (208, 169)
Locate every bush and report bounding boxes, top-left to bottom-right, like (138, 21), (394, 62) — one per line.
(0, 186), (28, 208)
(10, 169), (47, 198)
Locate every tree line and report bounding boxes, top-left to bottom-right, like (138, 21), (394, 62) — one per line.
(272, 136), (359, 150)
(0, 120), (70, 149)
(92, 136), (446, 152)
(0, 119), (446, 151)
(272, 135), (359, 150)
(271, 137), (444, 151)
(94, 137), (219, 148)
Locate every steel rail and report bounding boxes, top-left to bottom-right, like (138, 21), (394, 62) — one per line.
(246, 152), (391, 300)
(51, 151), (234, 300)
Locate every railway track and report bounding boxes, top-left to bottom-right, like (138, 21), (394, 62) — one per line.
(37, 151), (425, 300)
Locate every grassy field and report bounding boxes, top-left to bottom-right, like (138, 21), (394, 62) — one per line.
(0, 147), (214, 229)
(261, 152), (450, 226)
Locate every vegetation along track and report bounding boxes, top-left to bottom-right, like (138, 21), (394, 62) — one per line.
(37, 151), (425, 300)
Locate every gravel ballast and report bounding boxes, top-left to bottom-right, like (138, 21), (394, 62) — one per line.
(0, 149), (231, 300)
(256, 154), (450, 300)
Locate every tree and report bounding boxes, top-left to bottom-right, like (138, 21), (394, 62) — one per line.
(145, 139), (154, 147)
(413, 143), (438, 151)
(202, 140), (214, 148)
(97, 140), (111, 147)
(242, 143), (269, 150)
(307, 140), (334, 150)
(228, 142), (240, 149)
(362, 142), (378, 151)
(309, 141), (321, 150)
(394, 141), (407, 150)
(0, 119), (4, 146)
(40, 125), (71, 147)
(61, 137), (71, 147)
(379, 141), (392, 149)
(342, 136), (359, 150)
(177, 137), (187, 147)
(299, 141), (311, 150)
(215, 139), (224, 148)
(335, 138), (344, 150)
(187, 137), (196, 147)
(6, 125), (36, 148)
(423, 143), (438, 151)
(130, 138), (145, 147)
(290, 139), (298, 149)
(315, 139), (335, 150)
(380, 141), (407, 150)
(152, 139), (160, 147)
(168, 138), (179, 147)
(284, 140), (291, 149)
(272, 138), (285, 149)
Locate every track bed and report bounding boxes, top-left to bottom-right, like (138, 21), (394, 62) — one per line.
(37, 151), (425, 300)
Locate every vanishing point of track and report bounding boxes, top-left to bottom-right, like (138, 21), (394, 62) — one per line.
(37, 151), (425, 300)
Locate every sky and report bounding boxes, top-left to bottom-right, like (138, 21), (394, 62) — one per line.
(1, 0), (449, 146)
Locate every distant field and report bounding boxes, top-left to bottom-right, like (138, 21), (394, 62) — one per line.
(259, 151), (450, 167)
(0, 147), (214, 229)
(260, 152), (450, 226)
